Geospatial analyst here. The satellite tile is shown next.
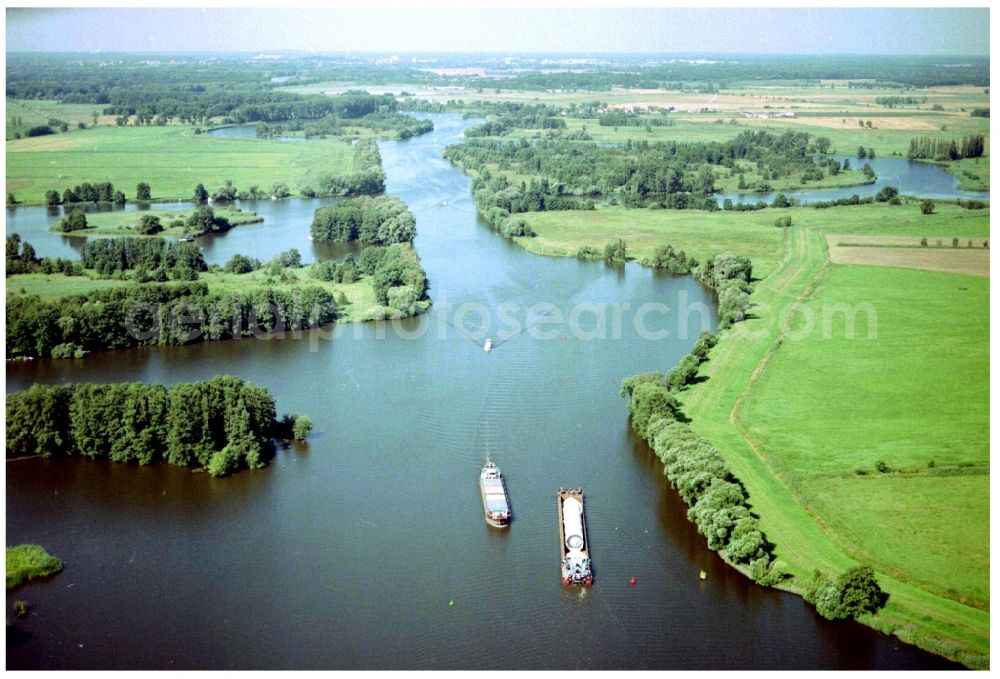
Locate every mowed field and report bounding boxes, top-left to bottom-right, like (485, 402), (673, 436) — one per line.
(6, 124), (355, 205)
(742, 265), (989, 610)
(826, 234), (990, 277)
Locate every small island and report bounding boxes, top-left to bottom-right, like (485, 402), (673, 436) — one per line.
(50, 205), (262, 238)
(6, 545), (63, 590)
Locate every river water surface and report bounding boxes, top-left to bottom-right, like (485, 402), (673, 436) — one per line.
(6, 114), (959, 669)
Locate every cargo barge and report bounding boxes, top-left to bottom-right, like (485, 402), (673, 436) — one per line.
(480, 461), (511, 527)
(557, 487), (593, 584)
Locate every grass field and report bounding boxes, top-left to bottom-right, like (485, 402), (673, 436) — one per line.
(5, 273), (129, 301)
(6, 124), (355, 206)
(51, 206), (262, 238)
(518, 201), (988, 280)
(6, 98), (118, 139)
(7, 265), (381, 323)
(505, 200), (990, 666)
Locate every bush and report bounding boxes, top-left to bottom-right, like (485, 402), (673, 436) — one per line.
(773, 216), (792, 228)
(292, 415), (313, 441)
(499, 217), (535, 238)
(576, 245), (599, 259)
(812, 566), (887, 620)
(604, 238), (628, 265)
(920, 199), (935, 215)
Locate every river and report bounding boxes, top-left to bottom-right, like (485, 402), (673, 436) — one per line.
(5, 113), (959, 669)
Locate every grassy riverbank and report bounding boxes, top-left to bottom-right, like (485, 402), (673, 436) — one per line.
(6, 124), (355, 206)
(6, 545), (63, 589)
(514, 201), (989, 667)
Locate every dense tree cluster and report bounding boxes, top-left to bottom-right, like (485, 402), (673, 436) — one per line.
(6, 376), (290, 476)
(311, 195), (416, 244)
(462, 102), (566, 137)
(807, 565), (887, 620)
(907, 135), (985, 161)
(81, 237), (207, 279)
(6, 280), (338, 358)
(446, 129), (839, 211)
(641, 244), (698, 274)
(695, 254), (753, 329)
(305, 139), (386, 197)
(465, 168), (595, 229)
(47, 181), (127, 206)
(358, 244), (429, 314)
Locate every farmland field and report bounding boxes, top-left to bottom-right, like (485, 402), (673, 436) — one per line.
(5, 124), (355, 205)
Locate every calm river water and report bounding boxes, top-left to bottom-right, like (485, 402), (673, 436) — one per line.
(6, 114), (959, 669)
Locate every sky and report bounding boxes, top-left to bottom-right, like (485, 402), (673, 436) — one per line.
(4, 7), (991, 55)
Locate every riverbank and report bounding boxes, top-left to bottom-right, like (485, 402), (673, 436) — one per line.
(512, 201), (989, 667)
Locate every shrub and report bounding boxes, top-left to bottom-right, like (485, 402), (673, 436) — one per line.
(292, 415), (313, 441)
(920, 199), (935, 215)
(604, 238), (628, 265)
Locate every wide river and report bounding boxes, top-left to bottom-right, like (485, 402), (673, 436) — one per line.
(6, 114), (959, 669)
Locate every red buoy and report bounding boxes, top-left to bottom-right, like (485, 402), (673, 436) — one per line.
(629, 576), (636, 586)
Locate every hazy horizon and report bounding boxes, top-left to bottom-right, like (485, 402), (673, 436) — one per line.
(6, 8), (990, 56)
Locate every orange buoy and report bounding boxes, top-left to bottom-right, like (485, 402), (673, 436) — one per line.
(629, 576), (636, 586)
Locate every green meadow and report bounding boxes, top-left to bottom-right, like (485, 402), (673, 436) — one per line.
(511, 201), (990, 665)
(6, 124), (355, 205)
(519, 201), (987, 280)
(7, 265), (379, 324)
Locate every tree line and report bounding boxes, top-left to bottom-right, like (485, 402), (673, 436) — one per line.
(311, 195), (416, 245)
(44, 181), (130, 206)
(6, 376), (297, 477)
(80, 237), (208, 279)
(6, 280), (338, 359)
(907, 135), (986, 161)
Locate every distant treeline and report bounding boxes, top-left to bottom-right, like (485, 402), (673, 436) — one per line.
(7, 280), (338, 359)
(598, 112), (673, 127)
(258, 111), (433, 140)
(874, 95), (925, 107)
(6, 376), (289, 477)
(459, 56), (989, 91)
(463, 102), (566, 137)
(446, 129), (837, 211)
(907, 135), (986, 161)
(311, 195), (416, 244)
